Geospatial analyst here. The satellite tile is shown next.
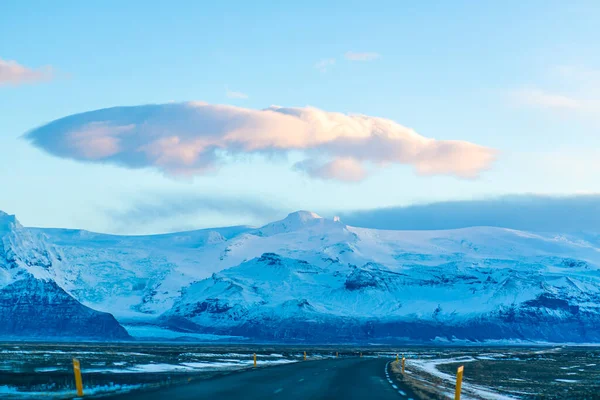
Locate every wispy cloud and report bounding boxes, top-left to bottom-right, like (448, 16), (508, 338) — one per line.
(294, 157), (367, 182)
(344, 52), (381, 61)
(512, 65), (600, 113)
(0, 58), (54, 86)
(105, 193), (282, 234)
(225, 87), (249, 99)
(314, 58), (335, 73)
(553, 65), (600, 86)
(513, 88), (583, 110)
(25, 102), (496, 182)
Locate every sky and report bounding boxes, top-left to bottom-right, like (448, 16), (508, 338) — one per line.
(1, 0), (599, 234)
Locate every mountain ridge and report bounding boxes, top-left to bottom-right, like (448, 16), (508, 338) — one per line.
(1, 209), (599, 343)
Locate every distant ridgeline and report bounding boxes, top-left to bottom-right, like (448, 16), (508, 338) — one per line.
(1, 209), (600, 343)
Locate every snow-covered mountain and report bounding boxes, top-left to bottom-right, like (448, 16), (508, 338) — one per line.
(0, 211), (129, 340)
(1, 209), (600, 343)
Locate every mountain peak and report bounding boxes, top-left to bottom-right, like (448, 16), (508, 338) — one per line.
(284, 210), (322, 222)
(256, 211), (329, 236)
(0, 211), (21, 233)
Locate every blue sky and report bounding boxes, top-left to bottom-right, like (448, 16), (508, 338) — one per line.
(1, 1), (599, 233)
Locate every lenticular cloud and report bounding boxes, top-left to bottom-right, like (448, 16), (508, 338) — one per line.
(25, 102), (496, 181)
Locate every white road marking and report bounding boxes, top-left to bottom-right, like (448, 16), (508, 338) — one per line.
(274, 388), (283, 394)
(385, 359), (410, 398)
(298, 378), (304, 382)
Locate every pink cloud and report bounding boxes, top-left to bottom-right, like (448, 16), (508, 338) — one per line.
(25, 102), (496, 182)
(0, 59), (54, 86)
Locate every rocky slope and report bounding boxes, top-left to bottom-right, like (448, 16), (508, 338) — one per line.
(0, 277), (130, 339)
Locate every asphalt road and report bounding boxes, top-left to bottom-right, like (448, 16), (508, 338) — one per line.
(107, 357), (419, 400)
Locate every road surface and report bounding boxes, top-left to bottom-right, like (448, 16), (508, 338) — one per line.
(107, 357), (419, 400)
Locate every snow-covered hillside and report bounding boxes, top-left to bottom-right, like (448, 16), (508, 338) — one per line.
(1, 209), (600, 343)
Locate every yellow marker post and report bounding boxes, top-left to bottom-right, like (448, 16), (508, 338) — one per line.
(402, 357), (405, 374)
(455, 365), (464, 400)
(304, 351), (307, 361)
(253, 353), (257, 368)
(72, 358), (83, 397)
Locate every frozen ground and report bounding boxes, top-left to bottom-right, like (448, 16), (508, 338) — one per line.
(0, 342), (333, 399)
(0, 343), (598, 399)
(394, 346), (600, 399)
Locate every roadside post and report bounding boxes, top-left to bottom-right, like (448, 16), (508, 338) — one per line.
(304, 351), (307, 361)
(402, 356), (405, 373)
(455, 365), (464, 400)
(72, 358), (84, 397)
(253, 353), (257, 367)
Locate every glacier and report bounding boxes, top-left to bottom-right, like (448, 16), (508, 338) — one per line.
(1, 209), (600, 343)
